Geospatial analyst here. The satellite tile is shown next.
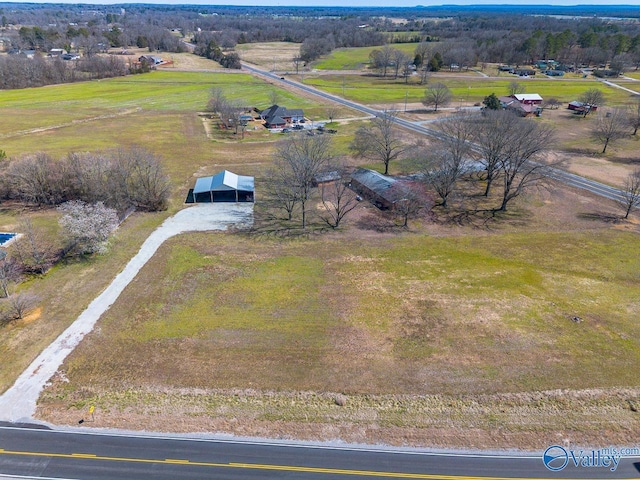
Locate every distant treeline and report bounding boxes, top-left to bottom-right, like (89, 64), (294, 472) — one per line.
(2, 3), (640, 76)
(0, 55), (127, 90)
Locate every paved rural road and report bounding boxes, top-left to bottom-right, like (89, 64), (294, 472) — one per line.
(243, 63), (629, 203)
(0, 204), (254, 423)
(1, 424), (639, 479)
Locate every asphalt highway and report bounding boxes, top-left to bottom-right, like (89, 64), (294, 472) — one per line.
(1, 425), (639, 479)
(243, 63), (628, 204)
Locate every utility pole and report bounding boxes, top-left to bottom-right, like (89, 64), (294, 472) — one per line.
(404, 90), (408, 112)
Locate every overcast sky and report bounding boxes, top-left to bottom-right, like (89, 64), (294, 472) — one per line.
(23, 0), (640, 6)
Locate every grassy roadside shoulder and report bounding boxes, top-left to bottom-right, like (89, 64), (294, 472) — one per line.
(38, 384), (640, 450)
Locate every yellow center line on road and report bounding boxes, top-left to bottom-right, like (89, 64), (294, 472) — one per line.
(0, 448), (590, 480)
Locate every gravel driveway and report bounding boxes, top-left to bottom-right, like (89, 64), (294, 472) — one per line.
(0, 203), (253, 423)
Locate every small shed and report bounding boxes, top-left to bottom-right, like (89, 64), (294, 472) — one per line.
(188, 170), (254, 203)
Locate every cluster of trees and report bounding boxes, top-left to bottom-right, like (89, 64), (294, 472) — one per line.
(0, 200), (120, 326)
(265, 135), (360, 230)
(193, 35), (241, 69)
(7, 12), (187, 54)
(0, 245), (39, 326)
(207, 88), (250, 137)
(368, 45), (412, 79)
(0, 146), (170, 327)
(5, 3), (640, 78)
(351, 110), (556, 213)
(192, 16), (386, 58)
(0, 55), (127, 90)
(0, 147), (171, 212)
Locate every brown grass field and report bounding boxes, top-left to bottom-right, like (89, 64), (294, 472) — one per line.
(37, 181), (640, 449)
(0, 51), (639, 450)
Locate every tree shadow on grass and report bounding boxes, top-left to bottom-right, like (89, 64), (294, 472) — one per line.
(577, 211), (622, 223)
(432, 206), (534, 230)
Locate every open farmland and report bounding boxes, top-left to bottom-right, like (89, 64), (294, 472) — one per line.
(0, 70), (329, 196)
(235, 42), (302, 71)
(1, 54), (639, 450)
(301, 74), (636, 106)
(0, 69), (329, 395)
(312, 43), (421, 70)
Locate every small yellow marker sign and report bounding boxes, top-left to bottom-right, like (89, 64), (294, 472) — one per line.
(89, 405), (95, 415)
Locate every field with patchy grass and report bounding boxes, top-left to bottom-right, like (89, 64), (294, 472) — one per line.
(37, 183), (640, 447)
(235, 42), (302, 71)
(541, 108), (640, 185)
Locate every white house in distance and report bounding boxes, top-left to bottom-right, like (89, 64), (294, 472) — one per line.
(498, 93), (543, 117)
(187, 170), (254, 203)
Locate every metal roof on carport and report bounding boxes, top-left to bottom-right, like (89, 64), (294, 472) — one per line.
(193, 170), (254, 194)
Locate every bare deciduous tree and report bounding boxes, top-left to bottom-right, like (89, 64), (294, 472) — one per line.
(4, 148), (170, 213)
(319, 170), (359, 229)
(472, 110), (517, 196)
(273, 135), (334, 229)
(268, 89), (281, 106)
(419, 64), (431, 85)
(207, 87), (227, 113)
(265, 165), (299, 221)
(0, 253), (21, 298)
(390, 181), (432, 228)
(620, 169), (640, 219)
(579, 88), (604, 116)
(414, 41), (431, 68)
(391, 49), (410, 80)
(10, 219), (58, 275)
(420, 112), (474, 206)
(325, 105), (339, 124)
(423, 82), (452, 112)
(4, 152), (66, 206)
(507, 80), (525, 96)
(543, 97), (561, 110)
(109, 147), (171, 211)
(421, 148), (466, 208)
(591, 108), (629, 154)
(6, 292), (39, 321)
(627, 99), (640, 135)
(497, 120), (556, 211)
(350, 110), (410, 175)
(369, 45), (393, 77)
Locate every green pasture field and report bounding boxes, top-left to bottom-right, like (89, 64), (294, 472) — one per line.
(0, 71), (319, 116)
(0, 71), (328, 176)
(303, 74), (635, 105)
(49, 228), (640, 399)
(313, 43), (420, 70)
